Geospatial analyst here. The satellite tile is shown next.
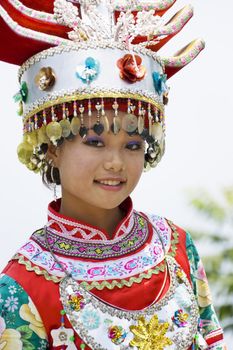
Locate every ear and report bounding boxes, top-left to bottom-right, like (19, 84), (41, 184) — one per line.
(47, 143), (60, 168)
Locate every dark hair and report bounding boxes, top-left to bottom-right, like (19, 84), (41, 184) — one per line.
(42, 164), (61, 187)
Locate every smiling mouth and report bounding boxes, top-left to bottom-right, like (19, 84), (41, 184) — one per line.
(94, 180), (126, 186)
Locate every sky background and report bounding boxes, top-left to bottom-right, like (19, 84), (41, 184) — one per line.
(0, 0), (233, 343)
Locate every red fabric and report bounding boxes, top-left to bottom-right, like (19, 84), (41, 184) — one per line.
(0, 17), (53, 65)
(48, 196), (134, 241)
(18, 0), (57, 14)
(3, 223), (190, 349)
(0, 0), (71, 65)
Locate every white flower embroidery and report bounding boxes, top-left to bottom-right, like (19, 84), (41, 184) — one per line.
(8, 285), (17, 295)
(4, 296), (19, 312)
(0, 294), (4, 303)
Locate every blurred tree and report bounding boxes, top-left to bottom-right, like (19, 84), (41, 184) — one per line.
(187, 187), (233, 333)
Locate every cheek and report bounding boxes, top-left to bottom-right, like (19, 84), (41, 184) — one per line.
(58, 147), (97, 183)
(127, 153), (144, 182)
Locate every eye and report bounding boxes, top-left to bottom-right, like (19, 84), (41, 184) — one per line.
(83, 138), (104, 147)
(126, 142), (143, 151)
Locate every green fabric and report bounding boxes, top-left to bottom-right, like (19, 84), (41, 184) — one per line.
(186, 232), (225, 348)
(0, 274), (48, 350)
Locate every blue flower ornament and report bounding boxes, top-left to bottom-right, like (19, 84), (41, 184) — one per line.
(76, 57), (100, 84)
(152, 71), (168, 96)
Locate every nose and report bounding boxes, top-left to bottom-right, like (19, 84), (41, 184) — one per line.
(103, 149), (126, 172)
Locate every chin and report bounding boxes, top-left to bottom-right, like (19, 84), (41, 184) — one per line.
(95, 197), (127, 210)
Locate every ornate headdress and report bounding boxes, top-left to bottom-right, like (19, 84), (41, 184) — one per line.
(0, 0), (204, 174)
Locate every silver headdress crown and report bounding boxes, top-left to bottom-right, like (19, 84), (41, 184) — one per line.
(0, 0), (205, 172)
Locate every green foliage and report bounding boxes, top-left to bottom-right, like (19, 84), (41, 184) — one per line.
(188, 186), (233, 333)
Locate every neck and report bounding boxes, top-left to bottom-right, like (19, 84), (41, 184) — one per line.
(59, 192), (125, 239)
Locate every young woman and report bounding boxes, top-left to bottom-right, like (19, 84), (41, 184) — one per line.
(0, 0), (226, 349)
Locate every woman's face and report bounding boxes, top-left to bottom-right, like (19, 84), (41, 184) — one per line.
(52, 111), (145, 210)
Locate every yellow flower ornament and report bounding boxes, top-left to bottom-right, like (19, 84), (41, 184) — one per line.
(19, 298), (47, 340)
(130, 315), (173, 350)
(0, 316), (22, 350)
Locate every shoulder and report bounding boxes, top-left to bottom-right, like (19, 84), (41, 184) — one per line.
(140, 211), (189, 248)
(0, 273), (48, 348)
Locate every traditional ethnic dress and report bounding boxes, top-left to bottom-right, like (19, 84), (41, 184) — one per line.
(0, 197), (225, 350)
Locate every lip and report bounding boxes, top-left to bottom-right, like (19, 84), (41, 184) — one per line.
(94, 178), (126, 192)
(95, 178), (127, 183)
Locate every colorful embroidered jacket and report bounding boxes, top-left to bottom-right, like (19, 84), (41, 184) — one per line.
(0, 198), (226, 350)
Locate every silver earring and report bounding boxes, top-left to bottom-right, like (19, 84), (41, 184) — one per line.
(53, 182), (57, 202)
(50, 162), (58, 202)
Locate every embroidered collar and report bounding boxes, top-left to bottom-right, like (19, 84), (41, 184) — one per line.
(47, 197), (134, 241)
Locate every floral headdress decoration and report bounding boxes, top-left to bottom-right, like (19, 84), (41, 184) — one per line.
(0, 0), (204, 175)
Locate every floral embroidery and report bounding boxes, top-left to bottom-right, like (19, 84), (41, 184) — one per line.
(186, 232), (223, 341)
(19, 297), (47, 339)
(17, 215), (173, 285)
(0, 275), (48, 349)
(32, 213), (149, 259)
(0, 294), (3, 304)
(4, 296), (19, 312)
(80, 309), (100, 330)
(0, 317), (23, 350)
(8, 286), (17, 295)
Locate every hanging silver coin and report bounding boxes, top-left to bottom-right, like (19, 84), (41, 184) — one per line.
(122, 113), (138, 133)
(101, 115), (110, 133)
(112, 116), (121, 134)
(59, 119), (71, 138)
(152, 122), (163, 142)
(137, 116), (144, 134)
(70, 116), (80, 135)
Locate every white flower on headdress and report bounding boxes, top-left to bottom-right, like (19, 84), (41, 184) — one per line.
(135, 10), (163, 37)
(114, 11), (135, 43)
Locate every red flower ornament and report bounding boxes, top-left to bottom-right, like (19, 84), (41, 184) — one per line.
(117, 54), (146, 83)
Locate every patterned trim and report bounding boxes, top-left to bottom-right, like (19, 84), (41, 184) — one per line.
(0, 5), (70, 48)
(205, 328), (224, 341)
(23, 88), (164, 121)
(13, 218), (180, 290)
(12, 254), (62, 283)
(78, 263), (166, 291)
(47, 201), (134, 240)
(8, 0), (57, 23)
(162, 38), (205, 67)
(32, 213), (149, 259)
(18, 216), (171, 281)
(113, 0), (176, 11)
(18, 41), (162, 81)
(12, 253), (166, 290)
(157, 5), (193, 36)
